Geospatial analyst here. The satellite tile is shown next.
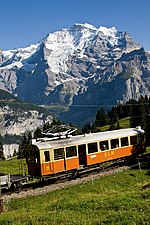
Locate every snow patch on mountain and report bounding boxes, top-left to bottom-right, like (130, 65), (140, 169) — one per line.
(44, 23), (122, 74)
(1, 43), (40, 70)
(0, 23), (133, 75)
(44, 24), (97, 73)
(98, 26), (119, 46)
(74, 23), (97, 30)
(45, 30), (73, 73)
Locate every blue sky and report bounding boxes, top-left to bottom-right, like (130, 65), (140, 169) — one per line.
(1, 0), (150, 50)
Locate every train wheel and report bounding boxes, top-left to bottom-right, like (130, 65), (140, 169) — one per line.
(11, 183), (17, 192)
(70, 169), (78, 179)
(11, 182), (22, 192)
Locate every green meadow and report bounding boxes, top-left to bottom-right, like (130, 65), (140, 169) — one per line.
(0, 157), (26, 175)
(0, 164), (150, 225)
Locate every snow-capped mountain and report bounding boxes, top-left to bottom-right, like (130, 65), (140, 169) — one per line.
(0, 23), (150, 125)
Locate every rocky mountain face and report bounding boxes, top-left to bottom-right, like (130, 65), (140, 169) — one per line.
(0, 90), (52, 137)
(0, 105), (52, 137)
(0, 23), (150, 126)
(0, 90), (52, 157)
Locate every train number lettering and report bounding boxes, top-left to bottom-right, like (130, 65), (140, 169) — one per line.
(104, 151), (115, 158)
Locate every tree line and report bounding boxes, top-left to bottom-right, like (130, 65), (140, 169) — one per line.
(81, 95), (150, 146)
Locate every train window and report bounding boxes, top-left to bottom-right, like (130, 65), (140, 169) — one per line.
(54, 148), (64, 160)
(88, 142), (98, 154)
(100, 140), (109, 151)
(66, 146), (77, 158)
(44, 151), (50, 162)
(111, 139), (119, 149)
(130, 136), (138, 145)
(121, 137), (129, 147)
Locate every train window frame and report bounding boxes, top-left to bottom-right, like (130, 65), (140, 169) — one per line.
(110, 138), (119, 149)
(44, 151), (50, 162)
(130, 135), (138, 145)
(99, 140), (109, 151)
(87, 142), (98, 154)
(121, 137), (129, 147)
(54, 148), (64, 161)
(66, 146), (77, 158)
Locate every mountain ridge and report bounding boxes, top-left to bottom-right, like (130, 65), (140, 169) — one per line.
(0, 23), (150, 125)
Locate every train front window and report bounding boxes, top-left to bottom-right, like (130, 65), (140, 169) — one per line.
(130, 136), (138, 145)
(66, 146), (77, 158)
(54, 148), (64, 160)
(138, 133), (145, 143)
(44, 151), (50, 162)
(88, 142), (98, 154)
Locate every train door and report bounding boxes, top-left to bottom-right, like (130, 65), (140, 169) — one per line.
(26, 145), (41, 177)
(53, 148), (66, 172)
(78, 144), (87, 167)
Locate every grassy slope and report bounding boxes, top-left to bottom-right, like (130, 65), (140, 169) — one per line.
(100, 117), (130, 131)
(0, 158), (26, 175)
(0, 168), (150, 224)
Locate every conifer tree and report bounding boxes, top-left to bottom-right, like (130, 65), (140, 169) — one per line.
(130, 97), (146, 129)
(109, 106), (118, 124)
(96, 107), (108, 127)
(18, 132), (32, 159)
(0, 141), (5, 160)
(81, 123), (92, 134)
(34, 127), (42, 139)
(116, 104), (124, 119)
(109, 121), (116, 130)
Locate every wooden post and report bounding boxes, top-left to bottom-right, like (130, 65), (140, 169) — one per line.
(91, 173), (94, 185)
(0, 199), (3, 213)
(0, 179), (3, 214)
(138, 161), (141, 171)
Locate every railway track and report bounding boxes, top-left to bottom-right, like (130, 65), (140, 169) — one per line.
(0, 167), (140, 202)
(1, 153), (150, 203)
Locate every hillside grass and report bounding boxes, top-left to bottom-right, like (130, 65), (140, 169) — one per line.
(0, 167), (150, 224)
(100, 117), (130, 132)
(0, 157), (26, 175)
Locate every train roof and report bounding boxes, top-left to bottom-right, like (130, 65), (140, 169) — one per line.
(32, 126), (144, 150)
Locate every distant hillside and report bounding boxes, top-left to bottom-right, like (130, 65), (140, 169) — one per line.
(0, 89), (51, 115)
(0, 89), (53, 138)
(0, 89), (18, 101)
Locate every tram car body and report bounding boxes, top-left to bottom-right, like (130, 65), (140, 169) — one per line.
(26, 126), (145, 178)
